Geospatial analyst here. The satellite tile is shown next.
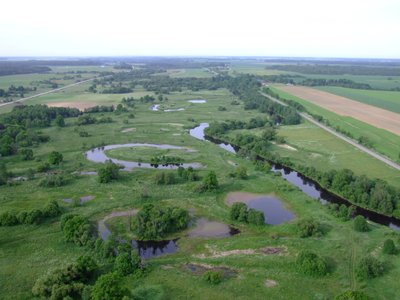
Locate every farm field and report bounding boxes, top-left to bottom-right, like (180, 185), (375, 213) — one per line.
(315, 86), (400, 113)
(271, 86), (400, 162)
(277, 85), (400, 136)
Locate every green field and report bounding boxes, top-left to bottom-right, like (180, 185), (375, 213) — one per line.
(1, 66), (400, 300)
(316, 86), (400, 113)
(271, 86), (400, 162)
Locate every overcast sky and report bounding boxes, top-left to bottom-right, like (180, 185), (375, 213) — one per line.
(1, 0), (399, 58)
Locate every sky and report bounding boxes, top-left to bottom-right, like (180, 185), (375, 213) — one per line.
(0, 0), (399, 58)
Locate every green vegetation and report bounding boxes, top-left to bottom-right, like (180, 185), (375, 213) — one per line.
(382, 239), (397, 255)
(1, 60), (400, 300)
(203, 270), (223, 284)
(354, 216), (370, 232)
(230, 202), (265, 225)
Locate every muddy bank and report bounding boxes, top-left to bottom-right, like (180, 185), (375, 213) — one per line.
(187, 217), (239, 238)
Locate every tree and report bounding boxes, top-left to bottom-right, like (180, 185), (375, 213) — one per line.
(114, 250), (141, 275)
(55, 114), (65, 127)
(296, 250), (328, 276)
(20, 148), (33, 160)
(98, 162), (120, 183)
(201, 171), (219, 191)
(48, 151), (63, 165)
(91, 272), (126, 300)
(247, 209), (265, 225)
(230, 202), (248, 221)
(382, 239), (396, 255)
(297, 218), (322, 238)
(235, 166), (248, 179)
(353, 216), (369, 232)
(356, 256), (384, 279)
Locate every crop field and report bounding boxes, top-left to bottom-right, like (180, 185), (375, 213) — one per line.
(271, 86), (400, 162)
(277, 85), (400, 136)
(315, 86), (400, 113)
(1, 64), (400, 300)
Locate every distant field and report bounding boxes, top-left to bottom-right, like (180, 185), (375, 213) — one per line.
(277, 85), (400, 136)
(229, 62), (293, 76)
(270, 86), (400, 162)
(166, 68), (213, 78)
(315, 86), (400, 113)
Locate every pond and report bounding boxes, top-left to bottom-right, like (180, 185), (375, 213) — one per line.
(164, 108), (185, 112)
(98, 211), (238, 259)
(187, 217), (239, 237)
(85, 143), (202, 171)
(150, 104), (160, 111)
(226, 192), (295, 225)
(190, 123), (400, 230)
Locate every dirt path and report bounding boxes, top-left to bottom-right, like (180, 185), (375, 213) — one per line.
(260, 91), (400, 171)
(278, 85), (400, 136)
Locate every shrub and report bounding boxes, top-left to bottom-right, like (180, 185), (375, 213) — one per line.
(356, 256), (384, 279)
(200, 171), (219, 191)
(203, 270), (223, 284)
(48, 151), (63, 165)
(230, 202), (248, 222)
(335, 290), (370, 300)
(42, 200), (62, 217)
(247, 208), (265, 225)
(296, 250), (328, 276)
(354, 216), (369, 232)
(131, 285), (166, 300)
(20, 148), (33, 160)
(382, 239), (396, 255)
(297, 218), (322, 238)
(39, 174), (67, 187)
(37, 162), (50, 172)
(98, 162), (120, 183)
(154, 172), (176, 185)
(235, 166), (248, 179)
(0, 211), (18, 226)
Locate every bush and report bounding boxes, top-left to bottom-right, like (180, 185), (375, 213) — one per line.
(356, 256), (384, 279)
(98, 162), (120, 183)
(247, 208), (265, 225)
(154, 172), (176, 185)
(354, 216), (369, 232)
(203, 270), (223, 284)
(230, 202), (248, 223)
(37, 162), (50, 172)
(200, 171), (219, 191)
(382, 239), (396, 255)
(91, 272), (127, 300)
(39, 174), (67, 187)
(335, 290), (369, 300)
(235, 166), (248, 179)
(20, 148), (33, 160)
(297, 218), (323, 238)
(42, 200), (62, 217)
(296, 250), (328, 276)
(131, 285), (166, 300)
(48, 151), (63, 165)
(0, 211), (18, 226)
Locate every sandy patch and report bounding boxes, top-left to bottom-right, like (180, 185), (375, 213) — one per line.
(277, 144), (297, 151)
(225, 191), (274, 206)
(227, 160), (238, 166)
(265, 279), (278, 288)
(195, 244), (285, 258)
(172, 133), (181, 136)
(121, 128), (136, 133)
(47, 102), (96, 111)
(168, 123), (184, 126)
(278, 85), (400, 135)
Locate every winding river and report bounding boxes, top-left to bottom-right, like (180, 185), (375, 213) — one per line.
(85, 143), (202, 170)
(189, 123), (400, 230)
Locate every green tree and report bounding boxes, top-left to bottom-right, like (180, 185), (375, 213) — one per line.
(247, 209), (265, 225)
(55, 114), (65, 127)
(382, 239), (396, 255)
(297, 218), (322, 238)
(236, 166), (248, 179)
(91, 272), (126, 300)
(20, 148), (33, 160)
(356, 256), (384, 279)
(114, 251), (141, 275)
(98, 162), (120, 183)
(201, 171), (219, 191)
(353, 216), (369, 232)
(296, 250), (328, 276)
(230, 202), (247, 221)
(48, 151), (63, 165)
